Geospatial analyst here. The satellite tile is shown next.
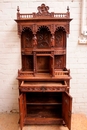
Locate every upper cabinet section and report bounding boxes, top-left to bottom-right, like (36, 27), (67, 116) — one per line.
(21, 26), (66, 50)
(15, 4), (72, 78)
(15, 3), (72, 36)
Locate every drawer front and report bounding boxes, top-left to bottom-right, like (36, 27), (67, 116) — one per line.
(19, 86), (66, 92)
(19, 81), (68, 92)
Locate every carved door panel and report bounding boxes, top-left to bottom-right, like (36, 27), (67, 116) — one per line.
(54, 56), (64, 69)
(19, 94), (26, 130)
(62, 92), (72, 130)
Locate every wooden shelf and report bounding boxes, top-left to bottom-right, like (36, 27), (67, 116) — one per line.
(26, 103), (62, 105)
(24, 117), (63, 125)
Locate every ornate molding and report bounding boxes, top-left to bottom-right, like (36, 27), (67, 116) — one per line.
(19, 86), (66, 92)
(15, 4), (72, 35)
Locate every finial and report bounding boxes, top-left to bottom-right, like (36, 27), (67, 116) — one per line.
(17, 6), (20, 13)
(67, 6), (69, 12)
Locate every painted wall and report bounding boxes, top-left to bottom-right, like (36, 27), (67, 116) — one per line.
(0, 0), (87, 115)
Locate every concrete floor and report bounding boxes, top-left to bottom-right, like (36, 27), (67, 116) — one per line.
(0, 113), (87, 130)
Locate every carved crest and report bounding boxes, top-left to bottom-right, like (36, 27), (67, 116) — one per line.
(37, 4), (50, 16)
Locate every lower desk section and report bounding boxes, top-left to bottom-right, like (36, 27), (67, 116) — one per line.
(19, 87), (72, 130)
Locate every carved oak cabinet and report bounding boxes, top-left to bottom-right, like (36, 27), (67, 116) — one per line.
(15, 4), (72, 130)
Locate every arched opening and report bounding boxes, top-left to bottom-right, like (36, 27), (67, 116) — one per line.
(21, 27), (33, 49)
(55, 27), (66, 48)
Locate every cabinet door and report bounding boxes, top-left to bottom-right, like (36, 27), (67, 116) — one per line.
(19, 94), (25, 130)
(62, 92), (72, 130)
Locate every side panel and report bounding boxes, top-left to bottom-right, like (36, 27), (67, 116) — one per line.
(19, 94), (24, 130)
(62, 92), (72, 130)
(24, 93), (27, 117)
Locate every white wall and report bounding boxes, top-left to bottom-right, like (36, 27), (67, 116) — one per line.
(0, 0), (87, 115)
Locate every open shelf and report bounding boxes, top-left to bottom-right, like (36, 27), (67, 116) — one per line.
(27, 105), (62, 117)
(26, 92), (62, 105)
(24, 117), (63, 125)
(25, 102), (62, 125)
(36, 56), (50, 73)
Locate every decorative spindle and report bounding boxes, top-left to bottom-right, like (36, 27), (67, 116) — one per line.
(67, 6), (70, 18)
(51, 34), (55, 47)
(33, 35), (37, 46)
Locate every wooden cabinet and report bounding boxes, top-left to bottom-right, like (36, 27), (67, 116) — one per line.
(15, 4), (72, 130)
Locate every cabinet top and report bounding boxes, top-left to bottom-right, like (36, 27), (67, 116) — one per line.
(15, 4), (72, 35)
(16, 3), (71, 20)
